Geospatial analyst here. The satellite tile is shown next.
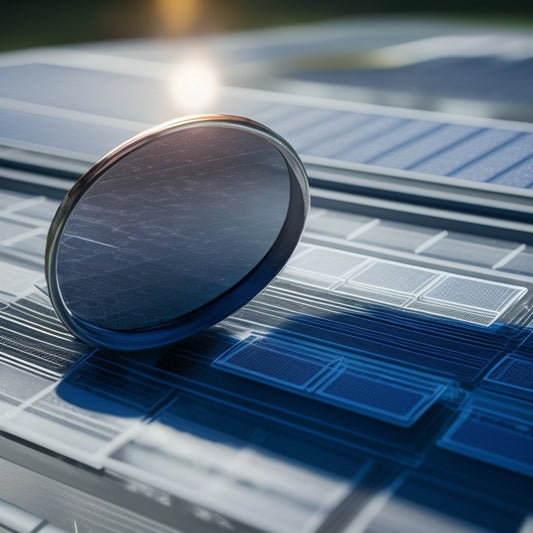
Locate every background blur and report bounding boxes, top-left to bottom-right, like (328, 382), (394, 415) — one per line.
(2, 0), (532, 52)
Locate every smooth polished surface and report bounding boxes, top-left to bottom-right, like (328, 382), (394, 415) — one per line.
(56, 126), (289, 330)
(46, 116), (309, 349)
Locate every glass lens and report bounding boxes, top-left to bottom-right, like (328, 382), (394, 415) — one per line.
(46, 116), (308, 350)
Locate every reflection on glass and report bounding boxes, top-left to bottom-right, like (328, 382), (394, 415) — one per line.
(56, 126), (290, 332)
(46, 115), (308, 350)
(169, 58), (219, 112)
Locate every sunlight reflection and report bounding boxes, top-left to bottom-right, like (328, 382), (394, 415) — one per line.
(169, 57), (219, 112)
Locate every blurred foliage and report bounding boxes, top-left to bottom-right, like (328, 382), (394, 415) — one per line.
(2, 0), (532, 51)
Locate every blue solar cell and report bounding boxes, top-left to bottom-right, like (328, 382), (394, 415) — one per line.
(216, 341), (331, 390)
(0, 64), (171, 123)
(3, 62), (533, 190)
(519, 332), (533, 356)
(316, 369), (428, 423)
(65, 358), (171, 411)
(0, 108), (133, 158)
(439, 394), (533, 477)
(452, 133), (533, 183)
(291, 111), (377, 153)
(371, 124), (481, 170)
(310, 116), (406, 159)
(491, 155), (533, 189)
(215, 334), (451, 426)
(411, 128), (521, 176)
(446, 412), (533, 473)
(246, 286), (518, 385)
(341, 120), (441, 163)
(483, 356), (533, 401)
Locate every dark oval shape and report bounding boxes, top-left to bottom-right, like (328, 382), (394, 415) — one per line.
(46, 115), (309, 350)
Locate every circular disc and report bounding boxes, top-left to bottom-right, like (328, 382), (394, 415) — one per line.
(45, 115), (309, 350)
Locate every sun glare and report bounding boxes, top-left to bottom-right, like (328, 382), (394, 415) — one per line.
(170, 58), (219, 113)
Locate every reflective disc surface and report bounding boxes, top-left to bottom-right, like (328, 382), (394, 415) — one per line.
(46, 115), (309, 350)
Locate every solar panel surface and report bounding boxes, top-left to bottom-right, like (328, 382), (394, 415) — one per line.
(0, 16), (532, 533)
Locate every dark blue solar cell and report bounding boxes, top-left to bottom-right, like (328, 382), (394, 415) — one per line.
(63, 358), (169, 412)
(218, 343), (329, 389)
(439, 399), (533, 477)
(243, 286), (518, 385)
(317, 369), (426, 417)
(447, 411), (533, 472)
(519, 332), (533, 356)
(484, 356), (533, 400)
(214, 332), (450, 426)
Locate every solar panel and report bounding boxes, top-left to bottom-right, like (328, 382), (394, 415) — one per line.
(2, 60), (533, 187)
(438, 391), (533, 477)
(0, 19), (532, 532)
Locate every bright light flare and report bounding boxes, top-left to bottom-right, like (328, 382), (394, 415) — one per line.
(170, 59), (219, 113)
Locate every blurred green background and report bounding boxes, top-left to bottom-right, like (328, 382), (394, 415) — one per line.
(2, 0), (532, 52)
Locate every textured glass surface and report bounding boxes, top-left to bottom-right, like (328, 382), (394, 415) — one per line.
(438, 392), (533, 477)
(348, 261), (438, 294)
(483, 355), (533, 401)
(55, 126), (290, 331)
(421, 276), (524, 312)
(237, 281), (524, 384)
(214, 334), (451, 426)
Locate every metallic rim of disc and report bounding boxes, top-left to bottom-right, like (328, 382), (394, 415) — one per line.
(45, 114), (309, 350)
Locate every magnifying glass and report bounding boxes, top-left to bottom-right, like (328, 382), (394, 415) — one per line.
(45, 115), (309, 351)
